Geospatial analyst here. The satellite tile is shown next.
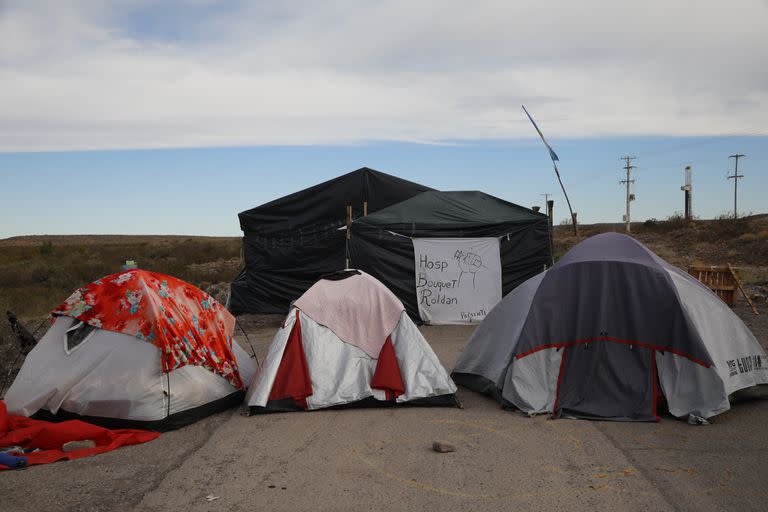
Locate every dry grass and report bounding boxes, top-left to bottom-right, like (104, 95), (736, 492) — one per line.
(0, 236), (242, 321)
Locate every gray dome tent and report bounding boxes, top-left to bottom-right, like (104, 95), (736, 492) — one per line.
(453, 233), (768, 422)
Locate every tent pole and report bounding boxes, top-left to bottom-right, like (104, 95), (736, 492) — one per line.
(31, 315), (50, 338)
(237, 320), (260, 367)
(165, 372), (171, 420)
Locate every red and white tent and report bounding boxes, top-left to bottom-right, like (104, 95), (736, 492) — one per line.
(5, 269), (256, 430)
(246, 270), (457, 412)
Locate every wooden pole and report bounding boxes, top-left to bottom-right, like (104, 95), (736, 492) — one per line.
(546, 200), (554, 231)
(346, 205), (352, 240)
(728, 263), (758, 315)
(572, 212), (579, 238)
(345, 205), (352, 268)
(546, 199), (555, 266)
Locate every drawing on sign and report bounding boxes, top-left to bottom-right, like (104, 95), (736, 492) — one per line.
(455, 250), (485, 288)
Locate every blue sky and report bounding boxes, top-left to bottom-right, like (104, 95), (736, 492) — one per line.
(0, 1), (765, 238)
(1, 135), (764, 238)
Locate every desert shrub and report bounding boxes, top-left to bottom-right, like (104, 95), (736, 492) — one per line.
(702, 213), (754, 242)
(661, 212), (689, 231)
(39, 240), (54, 256)
(740, 233), (758, 242)
(636, 212), (690, 234)
(28, 264), (55, 284)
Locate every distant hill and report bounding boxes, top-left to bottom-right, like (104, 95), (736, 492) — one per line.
(0, 234), (239, 247)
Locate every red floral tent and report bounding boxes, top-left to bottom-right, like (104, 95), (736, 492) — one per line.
(52, 269), (243, 389)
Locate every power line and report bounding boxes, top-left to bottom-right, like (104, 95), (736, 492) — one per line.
(620, 156), (637, 233)
(727, 154), (745, 218)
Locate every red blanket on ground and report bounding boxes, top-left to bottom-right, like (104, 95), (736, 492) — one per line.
(0, 401), (159, 469)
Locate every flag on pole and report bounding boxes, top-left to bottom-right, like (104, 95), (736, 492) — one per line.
(522, 105), (559, 162)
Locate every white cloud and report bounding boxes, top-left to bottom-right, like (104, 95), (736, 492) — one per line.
(0, 0), (766, 151)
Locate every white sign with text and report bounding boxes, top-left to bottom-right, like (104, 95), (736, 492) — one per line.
(413, 237), (502, 325)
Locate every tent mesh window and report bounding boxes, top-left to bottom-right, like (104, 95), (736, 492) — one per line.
(65, 321), (97, 353)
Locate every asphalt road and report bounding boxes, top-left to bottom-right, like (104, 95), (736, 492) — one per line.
(2, 304), (767, 512)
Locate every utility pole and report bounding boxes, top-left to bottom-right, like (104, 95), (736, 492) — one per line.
(727, 154), (745, 218)
(620, 156), (636, 233)
(681, 165), (693, 223)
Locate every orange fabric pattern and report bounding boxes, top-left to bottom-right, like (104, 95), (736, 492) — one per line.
(52, 269), (243, 389)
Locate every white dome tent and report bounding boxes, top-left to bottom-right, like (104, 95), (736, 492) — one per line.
(246, 270), (457, 412)
(4, 269), (256, 431)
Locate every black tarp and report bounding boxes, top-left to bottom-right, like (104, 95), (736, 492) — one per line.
(348, 191), (552, 321)
(230, 168), (432, 315)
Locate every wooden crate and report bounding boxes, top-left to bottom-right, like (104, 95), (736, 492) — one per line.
(687, 265), (737, 306)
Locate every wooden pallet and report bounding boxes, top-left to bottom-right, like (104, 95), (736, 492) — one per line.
(688, 265), (737, 306)
(688, 264), (759, 315)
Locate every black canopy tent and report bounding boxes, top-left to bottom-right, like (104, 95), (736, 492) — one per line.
(348, 190), (552, 322)
(230, 168), (432, 315)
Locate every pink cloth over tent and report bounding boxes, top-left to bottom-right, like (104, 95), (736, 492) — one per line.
(294, 271), (404, 358)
